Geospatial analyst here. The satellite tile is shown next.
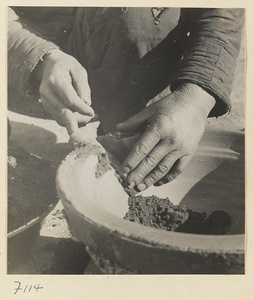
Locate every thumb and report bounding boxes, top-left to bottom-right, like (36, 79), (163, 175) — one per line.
(116, 107), (151, 132)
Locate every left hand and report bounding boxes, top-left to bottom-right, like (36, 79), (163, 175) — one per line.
(117, 83), (216, 191)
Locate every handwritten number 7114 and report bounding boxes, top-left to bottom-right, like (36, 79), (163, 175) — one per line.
(14, 281), (43, 295)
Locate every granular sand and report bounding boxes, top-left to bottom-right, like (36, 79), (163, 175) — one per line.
(124, 195), (231, 235)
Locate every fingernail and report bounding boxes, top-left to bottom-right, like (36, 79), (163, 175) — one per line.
(127, 182), (135, 189)
(121, 173), (128, 179)
(116, 123), (123, 129)
(155, 181), (164, 186)
(122, 167), (130, 174)
(137, 183), (146, 191)
(84, 99), (91, 106)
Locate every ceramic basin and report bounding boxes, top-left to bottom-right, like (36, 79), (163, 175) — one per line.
(56, 128), (245, 274)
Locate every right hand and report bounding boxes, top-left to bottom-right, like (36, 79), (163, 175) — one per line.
(117, 83), (215, 190)
(34, 50), (95, 135)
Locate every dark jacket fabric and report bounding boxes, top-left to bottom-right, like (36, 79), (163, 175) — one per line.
(8, 7), (244, 121)
(173, 8), (244, 116)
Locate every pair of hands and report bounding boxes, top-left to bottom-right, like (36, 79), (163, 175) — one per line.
(35, 50), (215, 190)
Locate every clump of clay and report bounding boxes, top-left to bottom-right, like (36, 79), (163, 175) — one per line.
(73, 142), (112, 178)
(95, 152), (112, 178)
(124, 195), (189, 231)
(8, 147), (57, 233)
(124, 195), (231, 235)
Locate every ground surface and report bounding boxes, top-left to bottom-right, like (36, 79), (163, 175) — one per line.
(7, 35), (245, 274)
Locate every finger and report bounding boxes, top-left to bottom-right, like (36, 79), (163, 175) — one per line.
(53, 74), (94, 116)
(122, 133), (142, 151)
(73, 111), (95, 124)
(71, 67), (92, 105)
(155, 155), (193, 186)
(126, 140), (174, 186)
(116, 107), (153, 132)
(136, 151), (180, 191)
(122, 123), (161, 173)
(41, 95), (78, 135)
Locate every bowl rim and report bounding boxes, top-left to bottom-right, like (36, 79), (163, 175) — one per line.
(7, 203), (56, 239)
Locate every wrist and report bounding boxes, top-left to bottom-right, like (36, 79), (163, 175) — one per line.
(173, 82), (216, 118)
(33, 49), (61, 82)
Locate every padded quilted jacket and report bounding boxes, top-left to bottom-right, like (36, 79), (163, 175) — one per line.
(8, 7), (244, 117)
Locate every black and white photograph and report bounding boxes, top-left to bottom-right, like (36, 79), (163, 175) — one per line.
(7, 5), (246, 276)
(3, 2), (253, 297)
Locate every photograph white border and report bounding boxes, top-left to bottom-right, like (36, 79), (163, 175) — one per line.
(1, 1), (253, 299)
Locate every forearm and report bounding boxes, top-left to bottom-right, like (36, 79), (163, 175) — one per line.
(172, 8), (245, 117)
(8, 7), (59, 98)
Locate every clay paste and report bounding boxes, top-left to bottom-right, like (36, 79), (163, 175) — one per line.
(124, 195), (231, 235)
